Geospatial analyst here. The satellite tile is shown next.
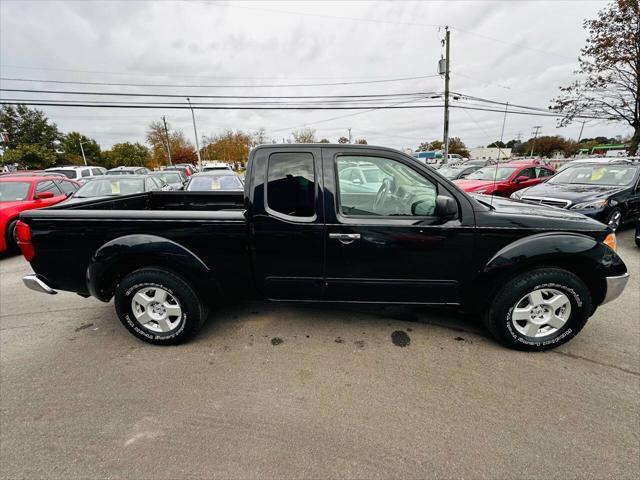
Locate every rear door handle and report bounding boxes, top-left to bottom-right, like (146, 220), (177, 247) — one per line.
(329, 233), (361, 244)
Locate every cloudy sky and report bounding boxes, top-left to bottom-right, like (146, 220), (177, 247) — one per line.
(0, 0), (631, 151)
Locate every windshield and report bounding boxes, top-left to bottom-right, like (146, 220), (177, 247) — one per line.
(467, 167), (517, 181)
(153, 172), (182, 184)
(0, 182), (31, 201)
(547, 165), (637, 186)
(46, 169), (76, 179)
(75, 178), (145, 197)
(187, 175), (243, 191)
(437, 166), (464, 179)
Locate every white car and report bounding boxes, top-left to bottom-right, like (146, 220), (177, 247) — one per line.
(202, 161), (233, 172)
(45, 166), (107, 184)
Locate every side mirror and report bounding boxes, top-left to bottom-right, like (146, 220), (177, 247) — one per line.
(35, 191), (55, 200)
(434, 195), (458, 221)
(352, 177), (362, 184)
(514, 175), (529, 184)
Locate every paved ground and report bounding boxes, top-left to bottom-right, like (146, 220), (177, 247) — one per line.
(1, 228), (638, 479)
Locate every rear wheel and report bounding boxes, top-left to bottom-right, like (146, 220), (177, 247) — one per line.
(484, 268), (592, 351)
(114, 268), (208, 345)
(4, 219), (19, 254)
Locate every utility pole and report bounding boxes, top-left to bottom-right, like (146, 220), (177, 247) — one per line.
(162, 116), (173, 165)
(79, 140), (87, 166)
(529, 126), (542, 158)
(348, 128), (352, 144)
(186, 98), (203, 170)
(441, 26), (451, 165)
(574, 120), (586, 158)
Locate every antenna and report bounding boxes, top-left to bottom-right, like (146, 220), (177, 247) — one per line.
(490, 102), (509, 207)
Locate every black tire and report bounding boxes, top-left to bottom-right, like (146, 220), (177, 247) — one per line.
(484, 268), (592, 351)
(114, 267), (208, 345)
(4, 219), (19, 254)
(605, 207), (623, 231)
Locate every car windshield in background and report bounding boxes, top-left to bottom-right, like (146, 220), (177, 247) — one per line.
(106, 171), (134, 175)
(467, 167), (517, 181)
(75, 178), (145, 197)
(187, 175), (243, 191)
(0, 182), (31, 201)
(45, 169), (76, 179)
(438, 166), (465, 179)
(547, 165), (638, 186)
(153, 172), (182, 184)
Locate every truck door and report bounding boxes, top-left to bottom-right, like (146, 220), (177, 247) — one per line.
(249, 147), (325, 301)
(322, 147), (475, 304)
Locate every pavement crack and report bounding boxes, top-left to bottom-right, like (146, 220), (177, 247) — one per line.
(552, 350), (640, 377)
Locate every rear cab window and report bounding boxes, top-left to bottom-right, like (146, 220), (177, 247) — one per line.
(266, 152), (316, 220)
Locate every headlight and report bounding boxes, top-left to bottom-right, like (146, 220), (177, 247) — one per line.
(570, 199), (608, 210)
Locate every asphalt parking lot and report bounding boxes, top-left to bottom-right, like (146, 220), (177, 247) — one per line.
(1, 228), (638, 479)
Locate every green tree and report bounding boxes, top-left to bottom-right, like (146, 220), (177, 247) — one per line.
(60, 131), (101, 166)
(550, 0), (640, 154)
(318, 138), (331, 143)
(487, 140), (506, 148)
(202, 130), (251, 167)
(0, 105), (61, 150)
(2, 144), (57, 169)
(102, 142), (149, 168)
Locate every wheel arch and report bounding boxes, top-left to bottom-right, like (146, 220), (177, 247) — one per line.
(468, 232), (624, 311)
(87, 234), (219, 302)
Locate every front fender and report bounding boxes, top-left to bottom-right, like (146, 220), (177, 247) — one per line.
(470, 232), (627, 308)
(87, 234), (214, 301)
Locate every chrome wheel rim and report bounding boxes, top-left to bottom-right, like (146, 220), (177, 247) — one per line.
(607, 210), (622, 230)
(131, 286), (182, 334)
(511, 288), (571, 338)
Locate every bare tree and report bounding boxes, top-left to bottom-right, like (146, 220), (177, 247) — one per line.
(550, 0), (640, 154)
(291, 128), (317, 143)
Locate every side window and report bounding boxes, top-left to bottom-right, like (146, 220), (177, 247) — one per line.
(266, 152), (315, 218)
(145, 178), (161, 191)
(81, 169), (91, 178)
(35, 181), (62, 196)
(56, 180), (76, 194)
(537, 167), (554, 178)
(91, 168), (104, 176)
(518, 168), (536, 179)
(336, 155), (437, 217)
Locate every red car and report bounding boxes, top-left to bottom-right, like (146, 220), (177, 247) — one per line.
(0, 175), (79, 253)
(453, 161), (556, 197)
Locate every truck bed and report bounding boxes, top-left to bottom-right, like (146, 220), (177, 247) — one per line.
(20, 191), (250, 296)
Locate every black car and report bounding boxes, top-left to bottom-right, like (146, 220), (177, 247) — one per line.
(635, 219), (640, 247)
(437, 164), (482, 180)
(19, 144), (628, 351)
(511, 161), (640, 231)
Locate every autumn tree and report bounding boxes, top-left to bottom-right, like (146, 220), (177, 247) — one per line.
(355, 138), (368, 144)
(448, 137), (470, 158)
(550, 0), (640, 154)
(416, 140), (443, 151)
(319, 138), (331, 143)
(291, 128), (316, 143)
(202, 130), (251, 167)
(337, 136), (349, 144)
(146, 120), (197, 169)
(487, 140), (506, 148)
(60, 132), (101, 166)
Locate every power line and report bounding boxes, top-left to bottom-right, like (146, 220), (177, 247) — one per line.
(0, 87), (441, 100)
(0, 74), (442, 89)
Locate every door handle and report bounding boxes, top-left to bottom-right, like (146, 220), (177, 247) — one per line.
(329, 233), (361, 244)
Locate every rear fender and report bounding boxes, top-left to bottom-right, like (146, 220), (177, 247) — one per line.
(87, 234), (216, 302)
(469, 232), (626, 309)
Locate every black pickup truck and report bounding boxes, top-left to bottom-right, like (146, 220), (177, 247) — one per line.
(17, 144), (629, 350)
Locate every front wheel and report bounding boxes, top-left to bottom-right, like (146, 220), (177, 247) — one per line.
(114, 268), (208, 345)
(484, 268), (592, 351)
(606, 208), (623, 231)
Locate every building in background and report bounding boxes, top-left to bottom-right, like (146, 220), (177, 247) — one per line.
(469, 147), (512, 161)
